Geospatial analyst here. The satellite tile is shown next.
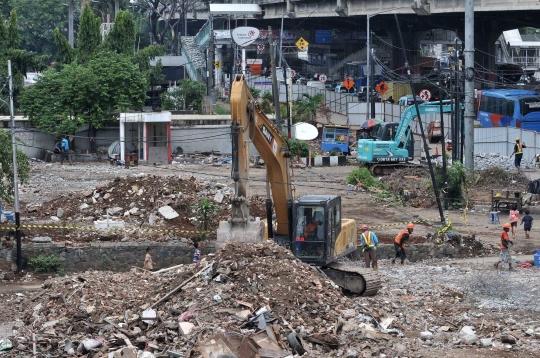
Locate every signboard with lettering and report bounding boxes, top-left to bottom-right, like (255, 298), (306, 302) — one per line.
(232, 27), (260, 47)
(315, 30), (333, 43)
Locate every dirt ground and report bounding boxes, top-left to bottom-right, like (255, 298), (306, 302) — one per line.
(2, 161), (540, 356)
(3, 160), (540, 253)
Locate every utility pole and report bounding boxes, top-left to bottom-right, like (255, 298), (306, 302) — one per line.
(269, 27), (282, 132)
(114, 0), (119, 18)
(207, 18), (215, 99)
(365, 15), (371, 120)
(463, 0), (475, 170)
(68, 0), (74, 47)
(8, 61), (22, 272)
(438, 60), (449, 221)
(370, 49), (376, 119)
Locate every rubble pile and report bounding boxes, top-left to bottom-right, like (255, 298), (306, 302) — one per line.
(432, 152), (536, 170)
(379, 167), (437, 208)
(2, 243), (540, 356)
(18, 174), (266, 242)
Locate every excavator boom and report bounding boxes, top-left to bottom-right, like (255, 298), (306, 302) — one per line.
(217, 75), (291, 244)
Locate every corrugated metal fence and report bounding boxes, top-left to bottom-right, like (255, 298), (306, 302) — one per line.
(474, 127), (539, 163)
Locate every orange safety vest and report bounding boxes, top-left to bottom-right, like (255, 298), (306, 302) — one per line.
(500, 230), (509, 250)
(395, 230), (409, 246)
(516, 143), (523, 155)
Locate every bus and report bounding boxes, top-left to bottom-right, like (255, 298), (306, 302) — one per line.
(476, 89), (540, 131)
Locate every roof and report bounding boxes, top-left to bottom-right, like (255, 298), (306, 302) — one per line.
(481, 89), (540, 98)
(296, 195), (339, 205)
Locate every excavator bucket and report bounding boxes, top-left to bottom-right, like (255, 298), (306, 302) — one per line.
(216, 220), (266, 247)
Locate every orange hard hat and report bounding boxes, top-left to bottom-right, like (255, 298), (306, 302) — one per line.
(407, 223), (415, 229)
(361, 225), (368, 230)
(503, 223), (511, 229)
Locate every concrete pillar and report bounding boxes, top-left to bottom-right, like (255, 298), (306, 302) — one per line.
(474, 19), (500, 82)
(120, 116), (125, 162)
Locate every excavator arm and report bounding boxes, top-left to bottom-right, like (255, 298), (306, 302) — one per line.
(217, 74), (291, 244)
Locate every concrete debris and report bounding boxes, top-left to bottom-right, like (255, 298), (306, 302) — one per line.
(158, 205), (179, 220)
(32, 236), (52, 243)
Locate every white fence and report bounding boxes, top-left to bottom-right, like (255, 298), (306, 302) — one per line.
(348, 102), (455, 139)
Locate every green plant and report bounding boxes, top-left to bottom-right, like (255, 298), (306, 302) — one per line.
(28, 253), (62, 273)
(260, 91), (273, 114)
(249, 86), (261, 99)
(213, 104), (230, 115)
(192, 198), (218, 240)
(329, 150), (338, 156)
(346, 167), (386, 189)
(286, 139), (310, 157)
(435, 161), (466, 205)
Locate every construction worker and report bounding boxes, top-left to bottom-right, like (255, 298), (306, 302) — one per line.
(359, 225), (379, 270)
(509, 137), (527, 169)
(392, 223), (414, 265)
(494, 223), (514, 270)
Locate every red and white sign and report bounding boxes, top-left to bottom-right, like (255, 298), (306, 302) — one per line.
(318, 74), (328, 83)
(232, 27), (260, 47)
(290, 70), (297, 78)
(419, 88), (432, 102)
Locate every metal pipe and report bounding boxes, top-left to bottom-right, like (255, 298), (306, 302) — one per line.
(269, 27), (282, 132)
(365, 14), (370, 120)
(438, 60), (449, 218)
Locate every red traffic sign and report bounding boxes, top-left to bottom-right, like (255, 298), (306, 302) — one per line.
(419, 88), (432, 102)
(318, 74), (328, 83)
(342, 77), (355, 90)
(290, 70), (297, 78)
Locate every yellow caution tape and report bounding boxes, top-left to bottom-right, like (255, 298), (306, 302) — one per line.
(0, 224), (214, 235)
(368, 218), (439, 229)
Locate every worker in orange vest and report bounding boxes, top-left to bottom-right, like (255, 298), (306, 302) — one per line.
(494, 223), (514, 270)
(392, 223), (414, 265)
(359, 224), (379, 270)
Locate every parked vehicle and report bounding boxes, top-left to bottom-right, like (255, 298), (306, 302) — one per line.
(335, 84), (357, 95)
(398, 95), (421, 106)
(476, 89), (540, 131)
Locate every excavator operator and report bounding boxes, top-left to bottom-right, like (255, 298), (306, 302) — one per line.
(304, 213), (323, 239)
(392, 223), (414, 265)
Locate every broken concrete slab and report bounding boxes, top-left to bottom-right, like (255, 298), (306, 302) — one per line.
(158, 206), (179, 220)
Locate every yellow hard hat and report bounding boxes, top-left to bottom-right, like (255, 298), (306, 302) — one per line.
(516, 137), (520, 141)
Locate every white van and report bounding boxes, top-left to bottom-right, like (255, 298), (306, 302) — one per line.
(306, 81), (326, 89)
(398, 95), (421, 106)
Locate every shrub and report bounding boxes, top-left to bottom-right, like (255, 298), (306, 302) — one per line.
(435, 161), (466, 205)
(286, 139), (310, 157)
(346, 167), (386, 189)
(28, 253), (62, 273)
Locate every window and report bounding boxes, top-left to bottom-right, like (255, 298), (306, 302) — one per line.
(294, 206), (325, 260)
(520, 96), (540, 116)
(480, 95), (514, 117)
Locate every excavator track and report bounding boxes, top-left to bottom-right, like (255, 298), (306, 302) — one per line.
(320, 262), (382, 296)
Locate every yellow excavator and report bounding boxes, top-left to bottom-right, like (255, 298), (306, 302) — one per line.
(217, 75), (380, 296)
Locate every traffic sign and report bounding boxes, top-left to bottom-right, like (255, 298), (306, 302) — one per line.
(236, 59), (241, 67)
(257, 44), (265, 51)
(318, 74), (328, 83)
(214, 60), (222, 69)
(419, 88), (432, 102)
(376, 81), (389, 95)
(295, 37), (309, 51)
(342, 77), (355, 90)
(290, 70), (297, 78)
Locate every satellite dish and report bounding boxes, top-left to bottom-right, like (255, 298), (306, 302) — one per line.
(293, 122), (318, 141)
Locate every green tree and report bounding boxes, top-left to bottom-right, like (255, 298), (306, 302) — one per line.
(10, 0), (69, 54)
(6, 9), (20, 49)
(76, 3), (101, 63)
(132, 45), (165, 83)
(161, 79), (206, 112)
(53, 28), (75, 64)
(21, 52), (147, 135)
(0, 130), (30, 203)
(105, 10), (135, 55)
(292, 93), (325, 124)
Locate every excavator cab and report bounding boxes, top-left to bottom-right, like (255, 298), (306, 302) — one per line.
(291, 195), (354, 266)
